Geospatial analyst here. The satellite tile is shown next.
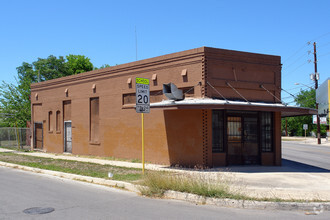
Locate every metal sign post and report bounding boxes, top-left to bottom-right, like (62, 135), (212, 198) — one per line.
(303, 124), (308, 141)
(135, 77), (150, 174)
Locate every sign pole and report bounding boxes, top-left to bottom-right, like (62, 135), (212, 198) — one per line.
(142, 113), (145, 174)
(135, 77), (150, 175)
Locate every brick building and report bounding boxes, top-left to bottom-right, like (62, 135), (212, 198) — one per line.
(30, 47), (316, 167)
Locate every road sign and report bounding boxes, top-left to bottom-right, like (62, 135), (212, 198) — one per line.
(303, 124), (308, 130)
(136, 77), (150, 113)
(313, 115), (327, 125)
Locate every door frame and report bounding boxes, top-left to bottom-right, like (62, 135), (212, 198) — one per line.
(225, 111), (260, 165)
(63, 120), (72, 153)
(33, 122), (43, 149)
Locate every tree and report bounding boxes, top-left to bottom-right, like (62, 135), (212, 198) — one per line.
(94, 64), (111, 70)
(66, 55), (93, 74)
(282, 89), (327, 136)
(0, 55), (95, 127)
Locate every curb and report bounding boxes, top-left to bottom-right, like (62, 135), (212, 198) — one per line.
(1, 161), (330, 212)
(0, 161), (140, 193)
(164, 191), (330, 211)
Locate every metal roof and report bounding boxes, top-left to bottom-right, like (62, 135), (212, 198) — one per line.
(150, 98), (317, 117)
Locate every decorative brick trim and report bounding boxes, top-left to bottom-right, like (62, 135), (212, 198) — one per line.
(201, 55), (208, 97)
(202, 109), (208, 167)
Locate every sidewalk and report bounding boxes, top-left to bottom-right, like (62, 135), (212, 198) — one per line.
(282, 136), (330, 146)
(1, 147), (330, 201)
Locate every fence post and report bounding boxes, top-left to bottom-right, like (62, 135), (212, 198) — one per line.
(15, 122), (20, 150)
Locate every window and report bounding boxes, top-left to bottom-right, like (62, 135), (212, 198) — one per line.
(90, 97), (99, 143)
(212, 110), (224, 152)
(48, 111), (53, 132)
(56, 111), (61, 132)
(261, 112), (273, 152)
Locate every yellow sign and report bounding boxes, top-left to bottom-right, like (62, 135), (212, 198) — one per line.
(136, 77), (149, 85)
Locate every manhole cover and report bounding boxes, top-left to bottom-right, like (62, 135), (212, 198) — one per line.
(23, 207), (55, 215)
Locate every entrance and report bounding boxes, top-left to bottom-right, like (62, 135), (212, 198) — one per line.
(34, 122), (43, 149)
(64, 121), (72, 153)
(227, 114), (259, 165)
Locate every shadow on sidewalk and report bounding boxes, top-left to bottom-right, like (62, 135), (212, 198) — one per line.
(216, 159), (330, 173)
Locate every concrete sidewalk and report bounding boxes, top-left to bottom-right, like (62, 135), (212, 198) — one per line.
(1, 147), (330, 201)
(282, 136), (330, 146)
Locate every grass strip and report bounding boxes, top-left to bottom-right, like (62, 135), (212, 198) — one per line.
(0, 152), (142, 182)
(139, 172), (245, 200)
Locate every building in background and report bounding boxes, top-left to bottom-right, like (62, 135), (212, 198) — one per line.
(30, 47), (316, 167)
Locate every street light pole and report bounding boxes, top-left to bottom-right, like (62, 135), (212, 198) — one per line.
(314, 42), (321, 145)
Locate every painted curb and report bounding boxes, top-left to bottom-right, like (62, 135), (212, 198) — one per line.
(1, 161), (330, 212)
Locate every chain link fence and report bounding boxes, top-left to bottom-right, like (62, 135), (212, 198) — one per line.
(0, 127), (31, 149)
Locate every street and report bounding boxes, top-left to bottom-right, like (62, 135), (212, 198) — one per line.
(282, 141), (330, 170)
(1, 167), (329, 220)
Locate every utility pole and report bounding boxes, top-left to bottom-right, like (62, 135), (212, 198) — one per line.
(314, 42), (321, 144)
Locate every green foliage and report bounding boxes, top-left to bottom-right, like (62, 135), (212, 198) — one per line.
(66, 55), (94, 74)
(0, 152), (142, 182)
(282, 89), (327, 137)
(0, 55), (95, 127)
(94, 64), (111, 70)
(139, 172), (235, 199)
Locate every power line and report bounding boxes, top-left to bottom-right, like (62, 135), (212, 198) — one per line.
(319, 51), (330, 58)
(318, 40), (330, 48)
(283, 82), (315, 91)
(283, 61), (310, 76)
(282, 42), (310, 64)
(282, 52), (309, 70)
(310, 31), (330, 42)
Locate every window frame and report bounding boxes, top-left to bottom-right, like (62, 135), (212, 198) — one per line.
(89, 97), (100, 144)
(212, 110), (225, 153)
(48, 111), (53, 133)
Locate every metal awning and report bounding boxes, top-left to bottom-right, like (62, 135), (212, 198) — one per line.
(150, 98), (317, 117)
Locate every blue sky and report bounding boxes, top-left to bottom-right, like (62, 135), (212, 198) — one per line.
(1, 0), (330, 104)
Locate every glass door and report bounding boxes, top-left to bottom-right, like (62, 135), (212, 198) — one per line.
(227, 116), (242, 165)
(243, 117), (259, 164)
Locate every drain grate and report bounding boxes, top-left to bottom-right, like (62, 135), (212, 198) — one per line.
(23, 207), (55, 215)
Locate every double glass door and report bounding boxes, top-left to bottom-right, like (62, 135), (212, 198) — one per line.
(227, 115), (259, 165)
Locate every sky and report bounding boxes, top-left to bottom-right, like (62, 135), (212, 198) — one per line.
(1, 0), (330, 105)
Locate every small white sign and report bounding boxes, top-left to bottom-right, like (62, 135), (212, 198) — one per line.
(312, 115), (327, 125)
(135, 77), (150, 113)
(303, 124), (308, 130)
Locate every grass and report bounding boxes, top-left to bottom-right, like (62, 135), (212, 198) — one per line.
(139, 172), (245, 200)
(0, 152), (143, 182)
(0, 145), (32, 152)
(74, 154), (142, 164)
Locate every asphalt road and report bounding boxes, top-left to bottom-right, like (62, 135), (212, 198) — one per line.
(1, 167), (329, 220)
(282, 141), (330, 170)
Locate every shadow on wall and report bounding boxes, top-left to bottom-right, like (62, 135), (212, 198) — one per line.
(163, 109), (204, 167)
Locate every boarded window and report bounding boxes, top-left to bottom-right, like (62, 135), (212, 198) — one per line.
(212, 110), (224, 152)
(90, 97), (99, 142)
(56, 111), (61, 132)
(63, 100), (71, 121)
(48, 111), (53, 132)
(261, 112), (273, 152)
